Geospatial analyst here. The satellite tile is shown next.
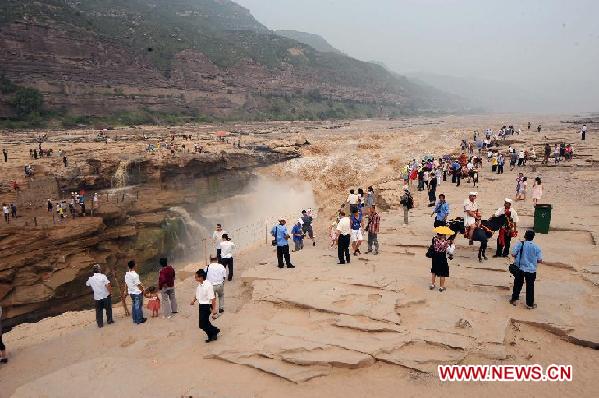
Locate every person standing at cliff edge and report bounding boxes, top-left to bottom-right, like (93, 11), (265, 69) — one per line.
(125, 260), (146, 324)
(85, 264), (114, 328)
(158, 258), (178, 319)
(271, 218), (294, 268)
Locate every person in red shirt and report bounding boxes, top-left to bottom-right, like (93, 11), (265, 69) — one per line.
(158, 258), (178, 318)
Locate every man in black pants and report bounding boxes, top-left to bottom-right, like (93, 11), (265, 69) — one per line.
(191, 269), (220, 343)
(493, 199), (519, 258)
(336, 211), (351, 264)
(510, 230), (543, 309)
(271, 218), (294, 268)
(85, 264), (114, 328)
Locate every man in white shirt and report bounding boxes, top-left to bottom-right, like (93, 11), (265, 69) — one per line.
(581, 124), (587, 140)
(205, 256), (227, 314)
(85, 264), (114, 327)
(219, 233), (235, 281)
(347, 189), (359, 214)
(463, 192), (479, 242)
(2, 204), (9, 224)
(190, 269), (220, 343)
(125, 260), (146, 324)
(336, 211), (351, 264)
(212, 224), (227, 262)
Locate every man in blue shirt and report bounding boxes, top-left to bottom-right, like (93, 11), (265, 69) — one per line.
(510, 230), (543, 309)
(271, 218), (294, 269)
(350, 208), (364, 256)
(431, 194), (450, 227)
(291, 221), (304, 252)
(451, 160), (461, 186)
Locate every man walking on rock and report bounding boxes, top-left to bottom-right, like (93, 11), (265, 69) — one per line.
(190, 269), (220, 343)
(205, 256), (227, 314)
(219, 233), (235, 280)
(158, 257), (178, 318)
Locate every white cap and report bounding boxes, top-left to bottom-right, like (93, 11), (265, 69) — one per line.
(469, 191), (478, 196)
(505, 198), (513, 203)
(279, 217), (286, 221)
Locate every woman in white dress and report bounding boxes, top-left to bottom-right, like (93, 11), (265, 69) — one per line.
(532, 177), (543, 206)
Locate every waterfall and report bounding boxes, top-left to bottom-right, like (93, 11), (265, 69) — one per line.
(112, 160), (130, 188)
(169, 206), (211, 261)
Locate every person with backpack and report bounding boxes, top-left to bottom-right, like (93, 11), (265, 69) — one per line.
(510, 230), (543, 309)
(400, 187), (414, 225)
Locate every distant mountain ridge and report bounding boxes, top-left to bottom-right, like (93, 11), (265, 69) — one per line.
(275, 30), (343, 54)
(0, 0), (465, 123)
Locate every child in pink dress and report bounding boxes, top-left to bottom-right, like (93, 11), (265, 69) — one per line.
(145, 286), (161, 318)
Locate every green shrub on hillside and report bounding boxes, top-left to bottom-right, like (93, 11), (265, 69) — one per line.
(11, 87), (44, 118)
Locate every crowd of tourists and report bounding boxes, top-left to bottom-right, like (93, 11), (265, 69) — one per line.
(0, 120), (581, 365)
(419, 123), (547, 311)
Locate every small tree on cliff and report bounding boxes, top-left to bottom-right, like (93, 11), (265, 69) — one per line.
(11, 87), (44, 118)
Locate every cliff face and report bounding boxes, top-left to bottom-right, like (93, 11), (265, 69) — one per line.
(0, 147), (299, 328)
(0, 0), (462, 119)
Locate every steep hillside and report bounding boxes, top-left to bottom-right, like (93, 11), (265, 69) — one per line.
(276, 30), (343, 54)
(0, 0), (463, 124)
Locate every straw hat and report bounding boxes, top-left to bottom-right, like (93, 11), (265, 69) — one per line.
(433, 226), (454, 235)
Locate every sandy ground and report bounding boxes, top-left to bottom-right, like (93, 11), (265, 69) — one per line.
(1, 114), (598, 397)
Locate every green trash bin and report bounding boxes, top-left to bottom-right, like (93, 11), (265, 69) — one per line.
(534, 204), (552, 234)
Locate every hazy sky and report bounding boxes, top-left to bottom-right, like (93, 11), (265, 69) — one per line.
(235, 0), (599, 112)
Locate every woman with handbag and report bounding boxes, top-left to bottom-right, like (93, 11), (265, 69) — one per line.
(428, 226), (453, 292)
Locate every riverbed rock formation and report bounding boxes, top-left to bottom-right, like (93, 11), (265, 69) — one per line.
(0, 129), (300, 326)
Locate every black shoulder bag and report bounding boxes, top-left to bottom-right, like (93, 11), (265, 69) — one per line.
(271, 225), (278, 246)
(425, 238), (435, 258)
(509, 241), (525, 276)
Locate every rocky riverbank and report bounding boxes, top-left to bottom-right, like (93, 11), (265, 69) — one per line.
(0, 127), (302, 327)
